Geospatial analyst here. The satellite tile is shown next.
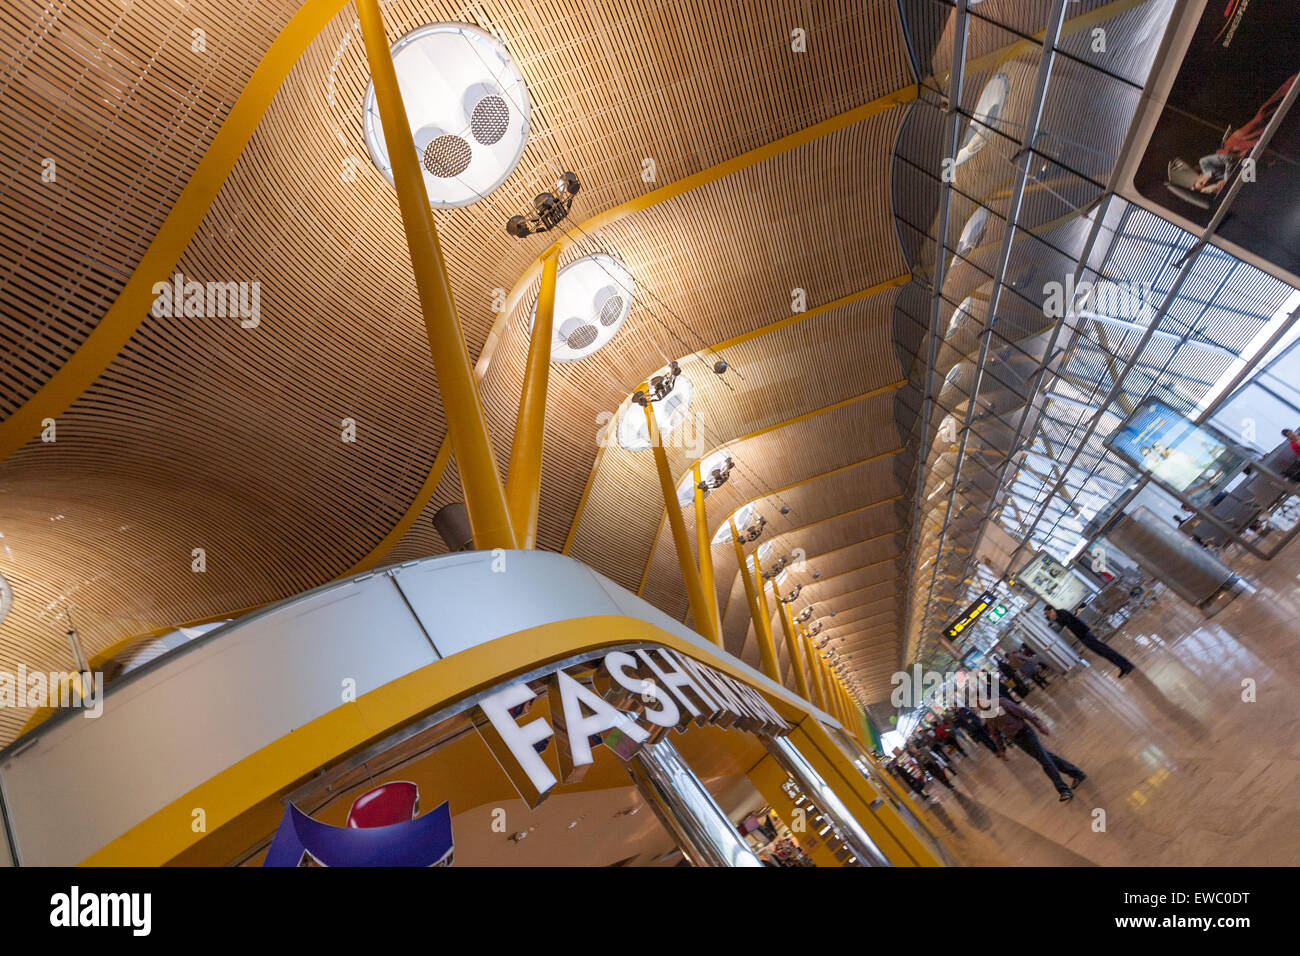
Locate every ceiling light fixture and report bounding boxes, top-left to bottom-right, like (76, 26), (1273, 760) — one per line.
(528, 253), (633, 362)
(676, 449), (734, 506)
(616, 362), (694, 451)
(713, 502), (756, 546)
(732, 512), (767, 544)
(363, 22), (530, 208)
(506, 171), (580, 237)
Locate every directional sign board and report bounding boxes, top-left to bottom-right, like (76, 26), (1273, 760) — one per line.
(942, 590), (997, 641)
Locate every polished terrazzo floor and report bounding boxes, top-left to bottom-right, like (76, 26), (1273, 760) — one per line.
(915, 544), (1300, 866)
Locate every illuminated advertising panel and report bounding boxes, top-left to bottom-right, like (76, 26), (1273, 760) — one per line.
(1123, 0), (1299, 287)
(1016, 551), (1088, 612)
(1106, 399), (1247, 506)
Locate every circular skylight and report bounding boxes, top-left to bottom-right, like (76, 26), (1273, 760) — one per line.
(953, 207), (989, 260)
(676, 448), (732, 506)
(712, 502), (756, 545)
(529, 255), (633, 362)
(617, 369), (694, 451)
(955, 73), (1009, 166)
(363, 23), (530, 209)
(946, 295), (975, 337)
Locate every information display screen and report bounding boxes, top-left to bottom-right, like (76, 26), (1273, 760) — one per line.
(1106, 399), (1247, 506)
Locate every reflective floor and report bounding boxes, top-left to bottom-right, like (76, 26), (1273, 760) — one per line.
(920, 544), (1300, 866)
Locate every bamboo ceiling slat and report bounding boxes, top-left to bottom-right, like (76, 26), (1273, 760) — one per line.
(664, 447), (901, 628)
(0, 0), (299, 417)
(0, 0), (915, 741)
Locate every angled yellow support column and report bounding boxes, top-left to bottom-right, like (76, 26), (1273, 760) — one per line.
(733, 520), (780, 686)
(504, 246), (559, 549)
(838, 682), (865, 745)
(778, 601), (811, 702)
(793, 719), (947, 866)
(803, 626), (829, 712)
(647, 403), (717, 645)
(751, 555), (783, 685)
(821, 657), (848, 727)
(357, 0), (516, 550)
(692, 464), (723, 643)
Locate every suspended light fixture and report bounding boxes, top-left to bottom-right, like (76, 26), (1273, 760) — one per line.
(506, 171), (580, 237)
(528, 254), (633, 362)
(713, 501), (756, 546)
(675, 449), (734, 507)
(617, 362), (693, 451)
(731, 511), (766, 544)
(363, 23), (531, 208)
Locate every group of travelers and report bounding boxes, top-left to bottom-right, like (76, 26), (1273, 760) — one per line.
(883, 601), (1137, 804)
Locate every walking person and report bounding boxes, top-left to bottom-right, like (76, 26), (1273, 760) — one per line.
(995, 656), (1033, 698)
(953, 704), (999, 755)
(1008, 647), (1050, 689)
(1045, 605), (1135, 677)
(984, 699), (1087, 802)
(933, 718), (967, 758)
(909, 744), (956, 792)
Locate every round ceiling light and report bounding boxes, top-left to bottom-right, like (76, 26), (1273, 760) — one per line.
(955, 73), (1009, 166)
(363, 23), (530, 209)
(617, 369), (693, 451)
(529, 255), (633, 362)
(0, 572), (11, 627)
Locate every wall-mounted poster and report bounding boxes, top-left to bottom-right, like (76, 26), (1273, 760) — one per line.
(1122, 0), (1299, 287)
(1105, 399), (1247, 506)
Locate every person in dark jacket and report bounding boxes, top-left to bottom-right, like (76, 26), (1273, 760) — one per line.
(1046, 605), (1135, 677)
(952, 704), (999, 755)
(984, 698), (1087, 802)
(908, 744), (956, 791)
(994, 656), (1032, 698)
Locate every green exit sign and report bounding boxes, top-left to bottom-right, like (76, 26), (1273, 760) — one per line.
(987, 604), (1007, 621)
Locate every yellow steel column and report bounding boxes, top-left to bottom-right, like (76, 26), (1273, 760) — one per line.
(751, 555), (783, 685)
(803, 627), (829, 711)
(504, 246), (559, 549)
(822, 656), (848, 727)
(357, 0), (516, 550)
(647, 404), (718, 645)
(692, 463), (723, 644)
(778, 601), (811, 702)
(839, 681), (865, 744)
(730, 520), (777, 680)
(792, 719), (946, 866)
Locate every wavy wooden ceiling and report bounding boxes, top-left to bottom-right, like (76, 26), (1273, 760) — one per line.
(0, 0), (915, 741)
